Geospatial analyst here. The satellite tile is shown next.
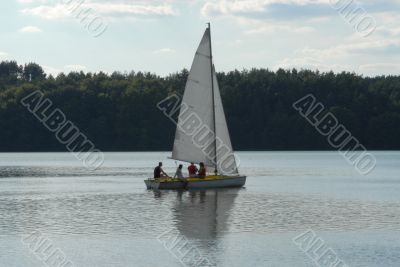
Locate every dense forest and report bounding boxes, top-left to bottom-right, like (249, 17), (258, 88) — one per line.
(0, 60), (399, 152)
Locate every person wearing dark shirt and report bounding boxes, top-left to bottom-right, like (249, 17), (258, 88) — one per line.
(198, 162), (206, 178)
(154, 162), (168, 178)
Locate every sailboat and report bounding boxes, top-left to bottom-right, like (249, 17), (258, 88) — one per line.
(145, 24), (246, 190)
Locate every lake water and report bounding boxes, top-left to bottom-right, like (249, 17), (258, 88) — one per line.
(0, 151), (399, 267)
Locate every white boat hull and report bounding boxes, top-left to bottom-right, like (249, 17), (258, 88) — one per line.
(144, 176), (246, 190)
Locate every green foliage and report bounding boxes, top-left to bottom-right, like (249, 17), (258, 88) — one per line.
(0, 61), (399, 151)
(0, 61), (23, 87)
(23, 63), (46, 81)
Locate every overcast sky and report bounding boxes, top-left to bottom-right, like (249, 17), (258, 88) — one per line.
(1, 0), (399, 76)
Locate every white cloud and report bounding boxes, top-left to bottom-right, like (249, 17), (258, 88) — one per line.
(274, 55), (351, 72)
(236, 17), (315, 34)
(19, 26), (42, 33)
(90, 3), (179, 16)
(153, 48), (176, 54)
(307, 39), (400, 58)
(20, 5), (70, 19)
(17, 0), (44, 3)
(201, 0), (263, 16)
(201, 0), (331, 17)
(65, 64), (87, 71)
(0, 51), (8, 57)
(42, 65), (62, 76)
(44, 64), (88, 75)
(246, 22), (315, 34)
(373, 11), (400, 37)
(358, 63), (400, 76)
(20, 2), (179, 20)
(273, 34), (400, 74)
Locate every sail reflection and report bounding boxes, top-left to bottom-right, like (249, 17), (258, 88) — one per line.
(165, 189), (241, 265)
(174, 189), (239, 239)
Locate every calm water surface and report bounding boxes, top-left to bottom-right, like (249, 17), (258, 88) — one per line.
(0, 151), (399, 266)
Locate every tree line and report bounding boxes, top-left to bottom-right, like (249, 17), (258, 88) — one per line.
(0, 60), (399, 152)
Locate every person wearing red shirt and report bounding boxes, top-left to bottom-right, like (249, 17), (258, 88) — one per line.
(188, 162), (198, 177)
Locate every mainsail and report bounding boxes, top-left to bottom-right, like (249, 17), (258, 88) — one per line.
(171, 25), (238, 175)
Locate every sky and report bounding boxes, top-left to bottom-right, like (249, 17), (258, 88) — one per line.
(1, 0), (400, 76)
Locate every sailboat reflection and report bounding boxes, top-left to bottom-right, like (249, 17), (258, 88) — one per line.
(174, 189), (239, 239)
(156, 189), (241, 266)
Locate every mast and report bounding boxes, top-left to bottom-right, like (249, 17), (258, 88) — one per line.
(208, 22), (218, 174)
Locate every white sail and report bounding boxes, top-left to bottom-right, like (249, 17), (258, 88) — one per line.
(213, 67), (239, 175)
(171, 27), (238, 175)
(172, 28), (216, 168)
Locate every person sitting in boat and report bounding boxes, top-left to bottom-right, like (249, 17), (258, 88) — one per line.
(154, 162), (168, 179)
(197, 162), (206, 178)
(174, 164), (185, 180)
(188, 162), (198, 177)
